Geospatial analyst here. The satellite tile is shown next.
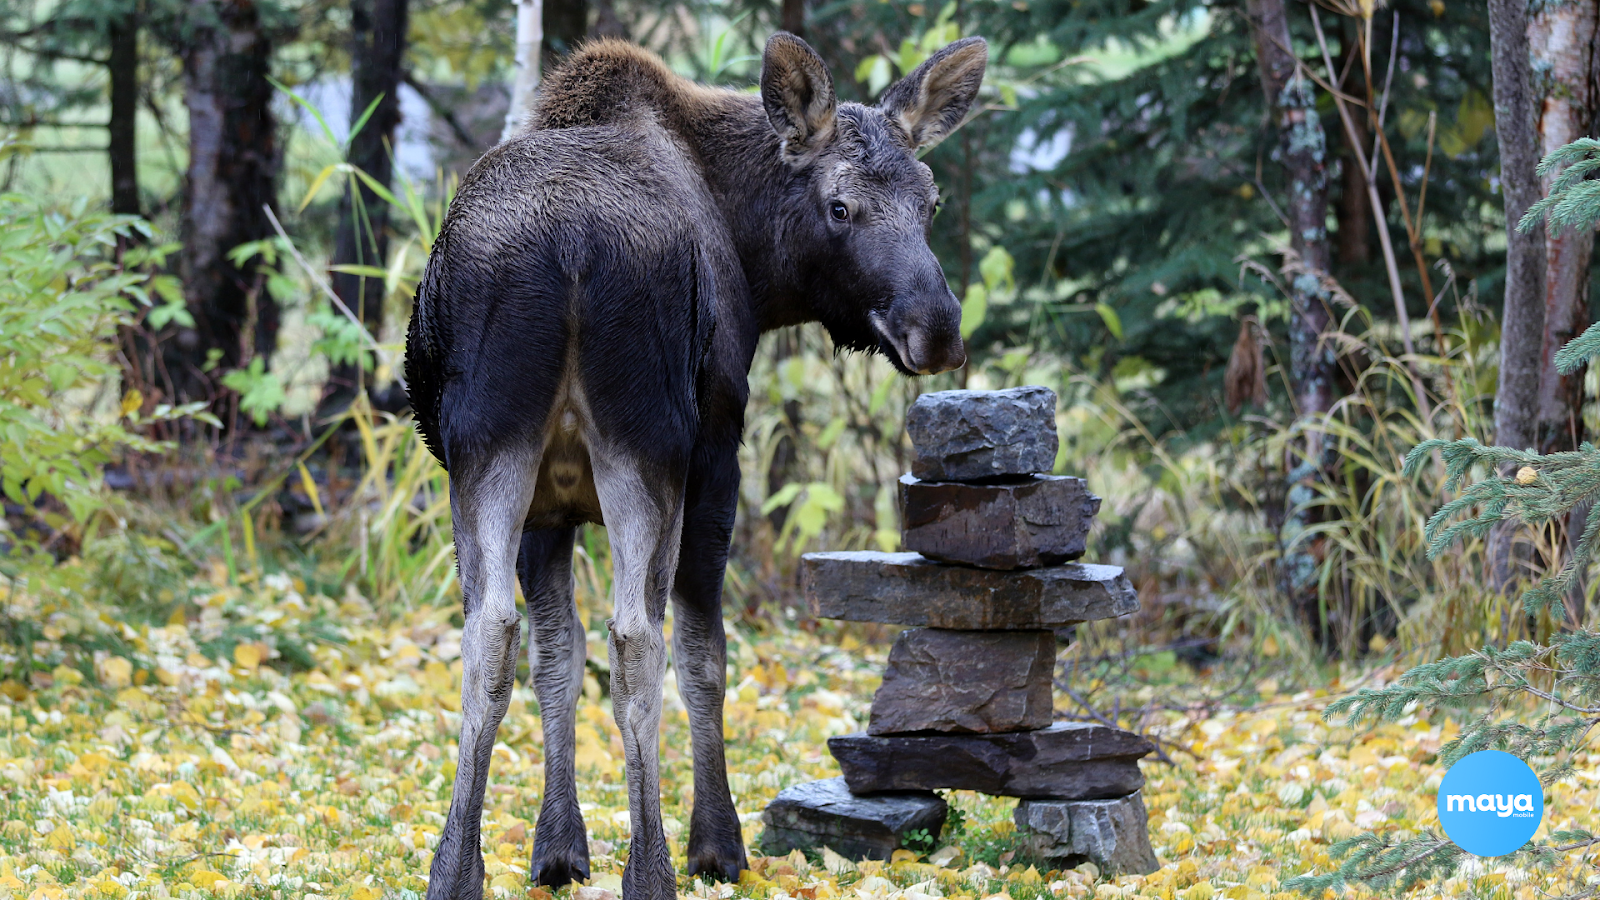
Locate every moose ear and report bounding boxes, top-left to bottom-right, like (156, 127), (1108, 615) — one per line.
(879, 37), (988, 150)
(761, 32), (837, 164)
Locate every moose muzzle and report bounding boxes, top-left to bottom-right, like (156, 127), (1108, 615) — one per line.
(875, 289), (967, 376)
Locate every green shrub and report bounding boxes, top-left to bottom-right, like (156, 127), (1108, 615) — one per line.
(0, 176), (209, 530)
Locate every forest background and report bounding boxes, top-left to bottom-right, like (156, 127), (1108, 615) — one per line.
(6, 0), (1600, 894)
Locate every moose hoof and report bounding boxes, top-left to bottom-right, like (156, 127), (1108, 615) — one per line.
(529, 837), (591, 887)
(686, 836), (748, 883)
(425, 830), (485, 900)
(622, 852), (678, 900)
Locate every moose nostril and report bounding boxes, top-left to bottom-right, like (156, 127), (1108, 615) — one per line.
(943, 339), (967, 372)
(906, 329), (966, 375)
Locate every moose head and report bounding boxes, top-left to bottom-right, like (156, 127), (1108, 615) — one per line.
(760, 33), (987, 376)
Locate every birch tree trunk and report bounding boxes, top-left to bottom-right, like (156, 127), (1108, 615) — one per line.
(1530, 1), (1599, 456)
(1246, 0), (1336, 643)
(502, 0), (542, 141)
(1488, 0), (1550, 591)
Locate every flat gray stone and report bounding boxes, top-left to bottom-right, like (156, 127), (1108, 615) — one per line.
(829, 723), (1152, 799)
(803, 551), (1138, 629)
(759, 777), (947, 860)
(869, 629), (1056, 735)
(1015, 792), (1159, 875)
(901, 474), (1099, 569)
(906, 386), (1059, 482)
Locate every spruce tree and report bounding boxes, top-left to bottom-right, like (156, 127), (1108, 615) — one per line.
(1285, 136), (1600, 895)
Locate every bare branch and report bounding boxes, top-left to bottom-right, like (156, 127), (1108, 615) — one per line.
(403, 71), (479, 149)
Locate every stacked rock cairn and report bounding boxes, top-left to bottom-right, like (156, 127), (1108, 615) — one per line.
(759, 386), (1159, 875)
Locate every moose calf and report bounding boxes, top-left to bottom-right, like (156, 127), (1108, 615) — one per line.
(406, 31), (986, 900)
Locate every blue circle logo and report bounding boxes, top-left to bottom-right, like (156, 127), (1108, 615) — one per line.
(1436, 750), (1543, 856)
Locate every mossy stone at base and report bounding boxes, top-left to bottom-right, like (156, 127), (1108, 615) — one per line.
(1014, 791), (1159, 875)
(759, 777), (947, 860)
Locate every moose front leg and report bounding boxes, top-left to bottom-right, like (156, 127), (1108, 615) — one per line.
(519, 527), (591, 887)
(671, 449), (747, 882)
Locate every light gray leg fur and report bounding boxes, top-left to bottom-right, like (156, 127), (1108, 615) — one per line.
(427, 452), (538, 900)
(595, 457), (684, 900)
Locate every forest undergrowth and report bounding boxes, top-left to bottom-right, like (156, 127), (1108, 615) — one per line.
(2, 540), (1596, 900)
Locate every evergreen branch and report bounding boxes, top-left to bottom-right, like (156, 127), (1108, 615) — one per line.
(1283, 833), (1461, 895)
(1522, 138), (1600, 236)
(1403, 436), (1600, 615)
(1554, 318), (1600, 373)
(1548, 831), (1600, 853)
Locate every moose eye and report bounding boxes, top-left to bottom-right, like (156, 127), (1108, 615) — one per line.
(829, 201), (849, 222)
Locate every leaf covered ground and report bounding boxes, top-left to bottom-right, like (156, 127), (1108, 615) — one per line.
(0, 569), (1595, 900)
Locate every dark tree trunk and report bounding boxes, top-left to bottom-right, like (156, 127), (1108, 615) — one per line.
(1247, 0), (1336, 645)
(108, 6), (139, 217)
(174, 0), (281, 402)
(1334, 21), (1369, 268)
(1529, 0), (1599, 626)
(590, 0), (625, 39)
(544, 0), (586, 57)
(1488, 0), (1550, 591)
(542, 0), (628, 56)
(1490, 0), (1549, 455)
(1335, 121), (1371, 267)
(781, 0), (805, 37)
(766, 327), (804, 535)
(327, 0), (408, 404)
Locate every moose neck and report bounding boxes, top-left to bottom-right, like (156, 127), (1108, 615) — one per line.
(676, 93), (820, 334)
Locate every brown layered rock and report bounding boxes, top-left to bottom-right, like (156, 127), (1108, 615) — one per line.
(868, 628), (1055, 735)
(900, 474), (1099, 569)
(828, 722), (1152, 799)
(906, 386), (1060, 482)
(803, 551), (1137, 629)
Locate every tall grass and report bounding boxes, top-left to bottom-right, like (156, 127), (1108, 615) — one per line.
(1040, 269), (1521, 665)
(264, 288), (1523, 669)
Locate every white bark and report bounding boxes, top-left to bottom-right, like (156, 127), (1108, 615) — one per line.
(502, 0), (543, 141)
(1529, 0), (1599, 454)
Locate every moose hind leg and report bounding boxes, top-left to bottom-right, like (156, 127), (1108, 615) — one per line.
(595, 455), (684, 900)
(427, 452), (538, 900)
(673, 451), (747, 881)
(520, 527), (591, 886)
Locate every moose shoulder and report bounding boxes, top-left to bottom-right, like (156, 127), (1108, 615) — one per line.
(405, 33), (986, 900)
